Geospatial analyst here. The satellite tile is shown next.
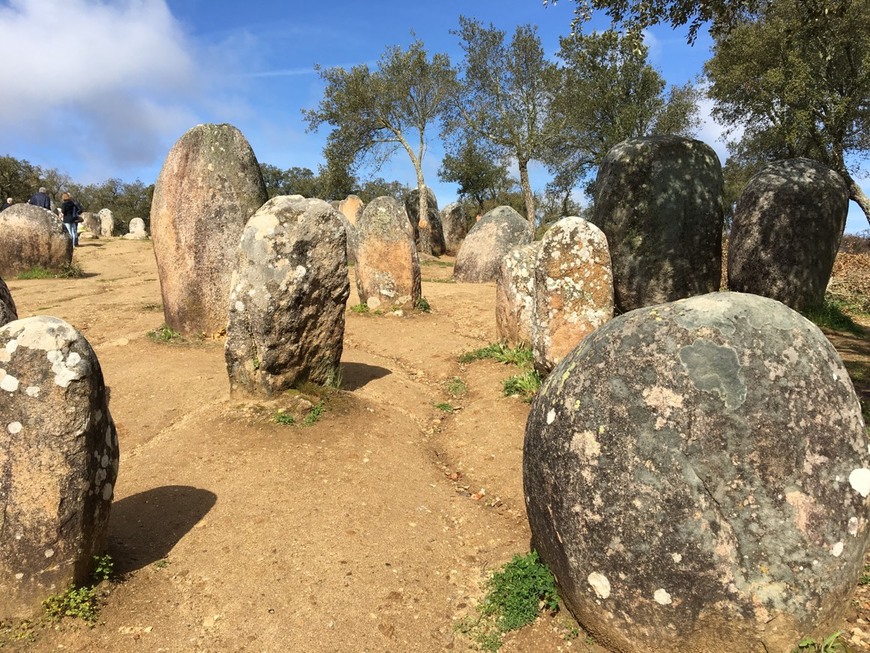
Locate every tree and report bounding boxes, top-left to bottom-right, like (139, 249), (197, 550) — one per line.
(356, 177), (409, 204)
(705, 0), (870, 223)
(448, 17), (562, 236)
(438, 135), (513, 216)
(0, 155), (39, 205)
(304, 38), (457, 236)
(547, 29), (700, 199)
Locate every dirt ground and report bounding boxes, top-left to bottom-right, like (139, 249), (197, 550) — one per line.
(2, 238), (870, 652)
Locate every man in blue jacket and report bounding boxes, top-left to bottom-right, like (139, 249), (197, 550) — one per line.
(29, 187), (50, 209)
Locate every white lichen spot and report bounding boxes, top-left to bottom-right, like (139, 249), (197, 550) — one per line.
(25, 385), (39, 397)
(0, 374), (19, 392)
(653, 589), (672, 605)
(14, 573), (23, 580)
(44, 549), (54, 558)
(100, 454), (109, 468)
(7, 422), (22, 434)
(234, 301), (245, 312)
(831, 541), (844, 557)
(671, 553), (682, 563)
(102, 483), (113, 501)
(849, 517), (859, 536)
(587, 572), (611, 599)
(546, 409), (556, 425)
(849, 468), (870, 498)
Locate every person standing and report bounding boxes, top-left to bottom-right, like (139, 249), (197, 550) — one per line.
(29, 187), (51, 209)
(0, 198), (11, 211)
(61, 192), (80, 246)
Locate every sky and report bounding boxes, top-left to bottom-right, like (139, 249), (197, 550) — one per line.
(1, 0), (867, 232)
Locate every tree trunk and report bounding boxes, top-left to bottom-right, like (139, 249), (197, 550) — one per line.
(518, 159), (535, 239)
(846, 174), (870, 228)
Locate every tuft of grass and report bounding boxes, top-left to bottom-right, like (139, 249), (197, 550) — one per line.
(457, 551), (559, 651)
(55, 262), (85, 278)
(350, 303), (369, 314)
(435, 402), (454, 413)
(273, 411), (296, 426)
(142, 303), (162, 312)
(460, 343), (533, 366)
(422, 277), (456, 284)
(302, 401), (325, 426)
(792, 631), (849, 653)
(415, 296), (431, 312)
(16, 267), (54, 280)
(445, 376), (468, 398)
(147, 324), (184, 343)
(503, 370), (542, 402)
(420, 259), (454, 268)
(802, 298), (865, 335)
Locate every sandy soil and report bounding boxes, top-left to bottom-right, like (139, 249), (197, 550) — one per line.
(1, 238), (869, 652)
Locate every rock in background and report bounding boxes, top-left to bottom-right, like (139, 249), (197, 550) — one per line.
(0, 204), (72, 277)
(354, 197), (421, 310)
(150, 123), (268, 336)
(405, 187), (445, 257)
(338, 195), (365, 226)
(495, 242), (541, 348)
(593, 136), (724, 312)
(81, 212), (100, 238)
(226, 196), (349, 396)
(440, 202), (469, 255)
(728, 158), (849, 311)
(0, 278), (17, 327)
(123, 217), (148, 240)
(524, 292), (870, 653)
(454, 206), (531, 283)
(532, 217), (613, 374)
(0, 317), (119, 618)
(97, 209), (114, 238)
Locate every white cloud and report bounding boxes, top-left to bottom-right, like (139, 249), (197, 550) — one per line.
(695, 95), (741, 166)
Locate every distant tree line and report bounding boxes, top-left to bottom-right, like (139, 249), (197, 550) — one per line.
(0, 155), (153, 234)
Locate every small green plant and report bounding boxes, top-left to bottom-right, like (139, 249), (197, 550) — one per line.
(92, 554), (114, 583)
(147, 324), (183, 343)
(445, 376), (468, 398)
(458, 551), (559, 651)
(303, 402), (325, 426)
(793, 631), (849, 653)
(350, 303), (370, 314)
(273, 411), (296, 425)
(460, 343), (533, 367)
(16, 267), (54, 280)
(43, 586), (99, 624)
(415, 296), (431, 312)
(154, 558), (171, 569)
(503, 370), (542, 402)
(142, 302), (161, 311)
(435, 402), (454, 413)
(252, 355), (260, 370)
(56, 262), (85, 278)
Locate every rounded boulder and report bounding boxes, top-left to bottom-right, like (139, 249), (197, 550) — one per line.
(0, 204), (72, 277)
(454, 206), (531, 283)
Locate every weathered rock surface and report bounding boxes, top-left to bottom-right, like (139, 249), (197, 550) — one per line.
(495, 242), (541, 347)
(405, 187), (445, 257)
(123, 217), (148, 240)
(0, 278), (17, 327)
(440, 202), (469, 255)
(524, 292), (870, 653)
(225, 196), (349, 396)
(532, 217), (613, 374)
(97, 209), (114, 238)
(0, 204), (72, 277)
(151, 123), (268, 335)
(0, 317), (119, 618)
(81, 212), (100, 237)
(593, 136), (724, 312)
(454, 206), (531, 283)
(338, 195), (365, 226)
(728, 158), (849, 311)
(354, 197), (421, 310)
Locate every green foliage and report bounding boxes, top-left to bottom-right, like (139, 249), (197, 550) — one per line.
(859, 564), (870, 586)
(415, 296), (431, 312)
(147, 324), (184, 343)
(153, 559), (171, 569)
(16, 267), (53, 280)
(459, 551), (559, 651)
(793, 631), (848, 653)
(92, 555), (114, 583)
(350, 303), (370, 314)
(459, 342), (533, 366)
(438, 136), (514, 215)
(55, 262), (85, 278)
(503, 370), (543, 402)
(43, 586), (99, 624)
(273, 410), (296, 425)
(302, 402), (325, 426)
(435, 402), (455, 413)
(802, 298), (865, 335)
(445, 376), (468, 398)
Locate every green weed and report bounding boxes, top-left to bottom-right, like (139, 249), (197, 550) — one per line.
(43, 586), (99, 624)
(16, 267), (53, 280)
(350, 303), (370, 314)
(153, 559), (171, 569)
(55, 262), (85, 278)
(420, 259), (454, 268)
(142, 303), (162, 311)
(92, 554), (114, 583)
(460, 343), (533, 367)
(859, 563), (870, 586)
(503, 370), (542, 402)
(273, 411), (296, 426)
(445, 376), (468, 398)
(147, 324), (183, 343)
(435, 402), (454, 413)
(458, 551), (559, 651)
(792, 631), (848, 653)
(415, 296), (431, 312)
(303, 402), (325, 426)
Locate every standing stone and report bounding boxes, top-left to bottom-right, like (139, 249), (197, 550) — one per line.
(150, 123), (268, 336)
(441, 202), (469, 255)
(524, 292), (870, 653)
(123, 217), (148, 240)
(593, 136), (724, 312)
(532, 217), (613, 374)
(495, 242), (541, 348)
(338, 195), (365, 226)
(0, 278), (17, 327)
(405, 187), (445, 256)
(354, 197), (421, 310)
(226, 197), (349, 396)
(728, 158), (849, 311)
(454, 206), (531, 283)
(97, 209), (114, 238)
(81, 212), (100, 238)
(0, 317), (119, 619)
(0, 204), (72, 277)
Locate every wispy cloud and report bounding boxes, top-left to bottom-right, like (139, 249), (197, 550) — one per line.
(244, 67), (319, 78)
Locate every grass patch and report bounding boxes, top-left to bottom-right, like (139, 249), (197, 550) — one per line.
(422, 277), (456, 284)
(17, 262), (85, 279)
(273, 410), (296, 425)
(420, 259), (454, 267)
(349, 303), (369, 314)
(302, 401), (325, 426)
(142, 302), (162, 311)
(16, 267), (53, 280)
(458, 551), (559, 651)
(445, 376), (467, 398)
(435, 402), (454, 413)
(415, 296), (431, 312)
(503, 370), (542, 402)
(792, 631), (848, 653)
(460, 342), (533, 366)
(147, 324), (184, 343)
(55, 262), (85, 278)
(802, 298), (865, 335)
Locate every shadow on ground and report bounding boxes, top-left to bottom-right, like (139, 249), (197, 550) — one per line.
(341, 362), (391, 391)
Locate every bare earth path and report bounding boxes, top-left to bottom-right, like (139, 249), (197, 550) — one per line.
(2, 239), (590, 653)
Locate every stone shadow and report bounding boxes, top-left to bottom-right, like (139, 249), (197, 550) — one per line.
(108, 485), (217, 573)
(341, 362), (391, 390)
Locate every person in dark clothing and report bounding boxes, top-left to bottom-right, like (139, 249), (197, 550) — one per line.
(61, 192), (80, 246)
(29, 187), (51, 209)
(0, 198), (11, 211)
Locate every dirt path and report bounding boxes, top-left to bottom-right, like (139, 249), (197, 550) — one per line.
(2, 240), (588, 652)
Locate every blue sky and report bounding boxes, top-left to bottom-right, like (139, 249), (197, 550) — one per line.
(1, 0), (867, 232)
